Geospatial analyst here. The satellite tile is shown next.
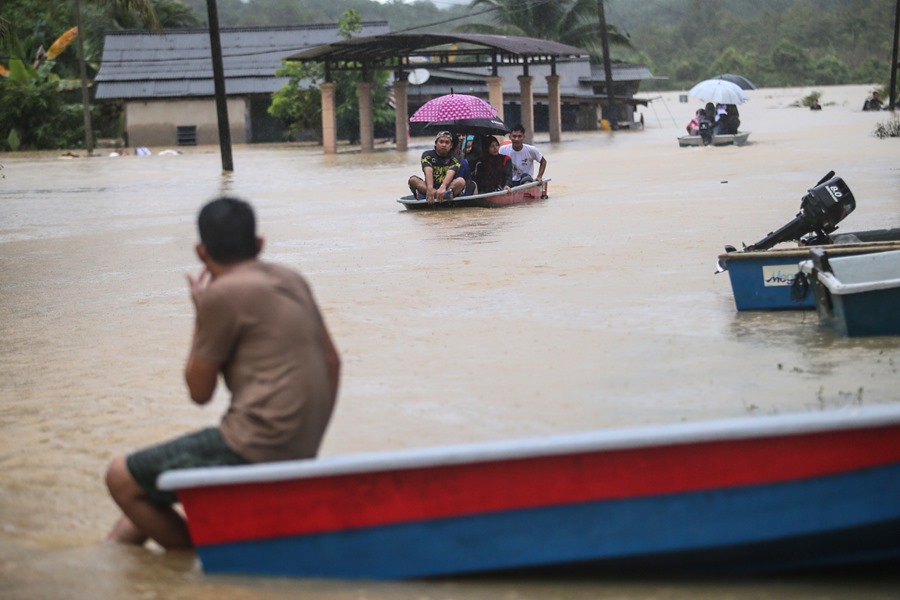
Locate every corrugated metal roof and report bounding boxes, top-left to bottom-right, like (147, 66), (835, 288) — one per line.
(287, 32), (588, 68)
(95, 23), (390, 99)
(584, 63), (655, 83)
(408, 60), (651, 100)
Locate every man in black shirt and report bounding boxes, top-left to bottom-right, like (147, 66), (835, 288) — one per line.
(408, 131), (465, 204)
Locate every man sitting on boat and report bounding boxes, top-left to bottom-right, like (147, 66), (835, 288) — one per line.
(408, 131), (466, 204)
(499, 124), (547, 185)
(104, 196), (341, 550)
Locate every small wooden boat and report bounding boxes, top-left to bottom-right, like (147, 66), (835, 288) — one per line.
(678, 132), (750, 147)
(398, 179), (549, 210)
(159, 404), (900, 580)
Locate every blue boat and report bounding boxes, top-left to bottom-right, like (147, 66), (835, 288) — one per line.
(716, 171), (900, 310)
(718, 241), (900, 311)
(799, 248), (900, 336)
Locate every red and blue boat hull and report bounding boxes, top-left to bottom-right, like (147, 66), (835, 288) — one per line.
(159, 405), (900, 579)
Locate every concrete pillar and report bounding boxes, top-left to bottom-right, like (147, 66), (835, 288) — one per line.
(518, 75), (535, 144)
(546, 74), (562, 143)
(486, 76), (504, 121)
(357, 80), (374, 154)
(393, 79), (409, 152)
(320, 82), (337, 154)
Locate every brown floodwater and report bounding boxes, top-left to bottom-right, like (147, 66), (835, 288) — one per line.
(1, 85), (899, 598)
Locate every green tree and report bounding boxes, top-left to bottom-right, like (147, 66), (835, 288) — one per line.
(1, 0), (199, 151)
(855, 58), (890, 86)
(268, 61), (323, 140)
(813, 54), (849, 86)
(268, 8), (394, 144)
(0, 31), (83, 150)
(709, 47), (748, 77)
(457, 0), (632, 63)
(768, 39), (812, 87)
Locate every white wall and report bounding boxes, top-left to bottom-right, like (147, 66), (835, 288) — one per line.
(125, 97), (247, 147)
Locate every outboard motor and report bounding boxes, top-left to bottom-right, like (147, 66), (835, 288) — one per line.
(743, 171), (855, 251)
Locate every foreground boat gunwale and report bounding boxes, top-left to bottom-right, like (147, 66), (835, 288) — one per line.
(159, 404), (900, 491)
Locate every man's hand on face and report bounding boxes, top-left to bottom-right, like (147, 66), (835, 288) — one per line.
(186, 268), (211, 309)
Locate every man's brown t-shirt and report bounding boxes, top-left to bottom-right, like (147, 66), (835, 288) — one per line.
(192, 261), (335, 463)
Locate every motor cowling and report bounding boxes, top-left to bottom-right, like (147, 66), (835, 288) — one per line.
(744, 172), (855, 251)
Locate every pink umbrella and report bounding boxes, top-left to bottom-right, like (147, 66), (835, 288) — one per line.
(410, 92), (497, 122)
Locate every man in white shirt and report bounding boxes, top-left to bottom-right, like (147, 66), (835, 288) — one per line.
(499, 124), (547, 185)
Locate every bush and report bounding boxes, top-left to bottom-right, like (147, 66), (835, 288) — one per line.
(0, 78), (84, 150)
(874, 116), (900, 139)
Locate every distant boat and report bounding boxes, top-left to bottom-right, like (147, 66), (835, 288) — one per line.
(159, 404), (900, 580)
(678, 132), (750, 147)
(398, 179), (549, 210)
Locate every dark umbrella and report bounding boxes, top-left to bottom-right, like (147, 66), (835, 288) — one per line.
(425, 117), (510, 136)
(715, 74), (758, 90)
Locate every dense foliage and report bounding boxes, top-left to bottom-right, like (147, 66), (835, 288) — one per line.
(605, 0), (895, 90)
(1, 0), (896, 149)
(453, 0), (632, 62)
(0, 34), (84, 150)
(1, 0), (193, 150)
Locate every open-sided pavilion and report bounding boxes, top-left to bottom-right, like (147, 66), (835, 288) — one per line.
(286, 32), (591, 153)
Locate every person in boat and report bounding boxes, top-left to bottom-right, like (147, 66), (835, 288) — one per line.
(473, 135), (513, 194)
(408, 131), (466, 203)
(463, 135), (481, 171)
(698, 103), (716, 144)
(450, 133), (474, 196)
(499, 124), (547, 185)
(715, 104), (741, 135)
(105, 196), (341, 550)
(686, 108), (703, 135)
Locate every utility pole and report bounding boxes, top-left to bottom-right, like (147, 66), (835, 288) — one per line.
(890, 0), (899, 110)
(206, 0), (234, 172)
(596, 0), (617, 128)
(73, 0), (93, 156)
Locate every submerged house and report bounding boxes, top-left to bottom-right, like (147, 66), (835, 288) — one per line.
(95, 23), (654, 148)
(94, 23), (391, 147)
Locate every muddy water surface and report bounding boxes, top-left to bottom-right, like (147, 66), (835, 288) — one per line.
(1, 85), (899, 599)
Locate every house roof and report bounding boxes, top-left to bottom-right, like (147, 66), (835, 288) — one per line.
(584, 63), (656, 83)
(406, 61), (653, 101)
(287, 32), (589, 70)
(94, 22), (391, 99)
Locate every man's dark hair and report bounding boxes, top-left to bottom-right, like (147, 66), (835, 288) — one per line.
(511, 124), (526, 134)
(197, 196), (259, 263)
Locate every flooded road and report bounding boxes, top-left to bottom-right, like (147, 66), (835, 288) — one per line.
(1, 85), (899, 598)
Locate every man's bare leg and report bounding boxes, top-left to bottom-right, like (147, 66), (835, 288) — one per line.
(105, 456), (192, 549)
(107, 515), (149, 545)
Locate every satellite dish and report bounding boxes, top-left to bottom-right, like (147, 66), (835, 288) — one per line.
(408, 68), (430, 85)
